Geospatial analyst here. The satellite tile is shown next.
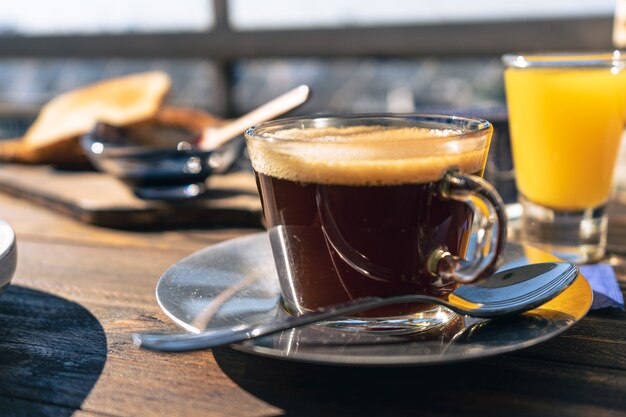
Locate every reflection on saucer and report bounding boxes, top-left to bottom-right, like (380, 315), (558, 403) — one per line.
(250, 313), (466, 350)
(247, 309), (575, 359)
(451, 309), (575, 346)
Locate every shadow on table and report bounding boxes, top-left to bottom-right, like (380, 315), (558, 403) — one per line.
(213, 341), (616, 417)
(0, 286), (107, 416)
(213, 348), (504, 416)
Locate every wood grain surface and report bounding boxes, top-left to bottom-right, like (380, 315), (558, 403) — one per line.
(0, 165), (262, 228)
(0, 182), (624, 417)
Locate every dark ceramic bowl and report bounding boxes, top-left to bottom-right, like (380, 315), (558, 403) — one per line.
(81, 122), (224, 200)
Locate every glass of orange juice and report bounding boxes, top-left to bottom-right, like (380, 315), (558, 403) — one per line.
(503, 51), (626, 263)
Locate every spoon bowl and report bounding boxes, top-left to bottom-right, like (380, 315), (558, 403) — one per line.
(134, 262), (579, 352)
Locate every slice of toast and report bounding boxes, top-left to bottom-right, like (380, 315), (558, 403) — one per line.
(149, 106), (222, 132)
(124, 106), (223, 146)
(118, 106), (224, 147)
(0, 71), (172, 165)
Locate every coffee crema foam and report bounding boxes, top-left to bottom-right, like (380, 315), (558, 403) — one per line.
(248, 126), (489, 186)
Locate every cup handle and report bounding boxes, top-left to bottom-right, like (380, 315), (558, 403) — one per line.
(426, 169), (507, 284)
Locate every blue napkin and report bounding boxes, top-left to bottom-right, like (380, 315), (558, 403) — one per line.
(579, 264), (625, 310)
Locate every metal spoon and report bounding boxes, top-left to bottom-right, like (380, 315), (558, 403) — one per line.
(133, 262), (578, 352)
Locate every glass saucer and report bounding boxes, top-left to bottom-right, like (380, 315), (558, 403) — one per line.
(156, 232), (592, 366)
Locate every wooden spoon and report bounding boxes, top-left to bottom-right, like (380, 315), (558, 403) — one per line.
(198, 85), (310, 151)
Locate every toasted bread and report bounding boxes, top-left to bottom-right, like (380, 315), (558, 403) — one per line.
(0, 137), (88, 166)
(0, 71), (171, 165)
(124, 106), (223, 146)
(151, 106), (222, 131)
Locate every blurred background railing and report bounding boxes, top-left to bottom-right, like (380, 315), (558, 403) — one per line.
(0, 0), (616, 116)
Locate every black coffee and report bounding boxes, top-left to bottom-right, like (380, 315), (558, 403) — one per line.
(256, 172), (479, 316)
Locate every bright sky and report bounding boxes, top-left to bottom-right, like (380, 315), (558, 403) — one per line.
(0, 0), (213, 34)
(230, 0), (615, 30)
(0, 0), (616, 34)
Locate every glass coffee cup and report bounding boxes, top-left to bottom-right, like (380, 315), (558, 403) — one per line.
(245, 114), (507, 332)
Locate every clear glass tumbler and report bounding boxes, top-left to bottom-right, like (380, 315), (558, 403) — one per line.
(503, 52), (626, 263)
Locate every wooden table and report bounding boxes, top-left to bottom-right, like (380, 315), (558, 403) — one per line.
(0, 188), (624, 417)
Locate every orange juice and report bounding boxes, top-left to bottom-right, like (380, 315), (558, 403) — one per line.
(504, 66), (626, 210)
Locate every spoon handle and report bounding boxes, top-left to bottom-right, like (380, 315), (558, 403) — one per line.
(134, 293), (443, 352)
(198, 85), (310, 150)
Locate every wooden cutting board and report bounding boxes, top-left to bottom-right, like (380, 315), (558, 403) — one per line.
(0, 164), (263, 229)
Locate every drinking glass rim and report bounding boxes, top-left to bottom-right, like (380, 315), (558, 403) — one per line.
(502, 50), (626, 68)
(245, 113), (492, 144)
